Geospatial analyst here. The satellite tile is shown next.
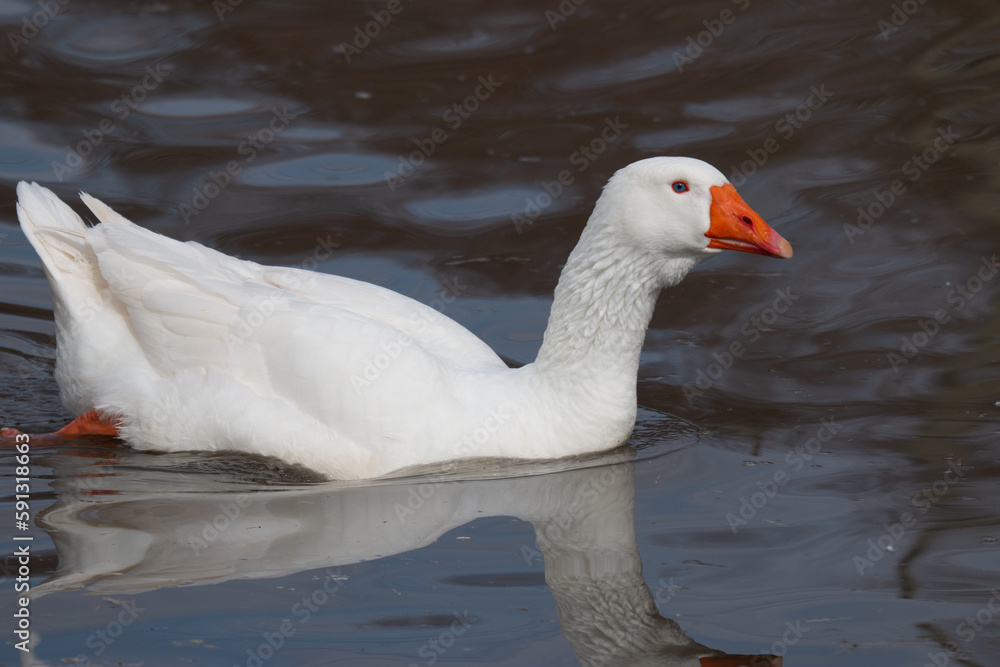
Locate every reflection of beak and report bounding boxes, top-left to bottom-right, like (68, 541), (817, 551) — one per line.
(705, 184), (793, 259)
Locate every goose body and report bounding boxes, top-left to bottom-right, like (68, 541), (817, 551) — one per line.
(15, 157), (791, 479)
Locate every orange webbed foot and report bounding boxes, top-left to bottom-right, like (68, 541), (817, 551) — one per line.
(2, 410), (120, 449)
(54, 409), (121, 438)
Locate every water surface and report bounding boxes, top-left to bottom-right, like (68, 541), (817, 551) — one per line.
(1, 0), (999, 665)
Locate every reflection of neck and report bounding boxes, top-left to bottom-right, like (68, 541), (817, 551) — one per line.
(526, 464), (717, 667)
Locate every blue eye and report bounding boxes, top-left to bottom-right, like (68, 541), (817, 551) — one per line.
(672, 181), (689, 193)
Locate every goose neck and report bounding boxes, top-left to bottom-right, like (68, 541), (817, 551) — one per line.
(533, 222), (697, 374)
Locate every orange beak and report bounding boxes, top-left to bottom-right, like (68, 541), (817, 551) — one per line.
(705, 183), (793, 259)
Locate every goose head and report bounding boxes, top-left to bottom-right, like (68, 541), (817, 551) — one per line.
(596, 156), (793, 261)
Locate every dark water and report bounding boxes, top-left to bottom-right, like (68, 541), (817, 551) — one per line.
(1, 0), (999, 665)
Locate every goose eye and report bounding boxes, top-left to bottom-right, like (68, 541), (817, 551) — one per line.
(671, 180), (689, 193)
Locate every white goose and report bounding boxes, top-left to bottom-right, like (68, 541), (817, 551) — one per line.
(11, 157), (791, 479)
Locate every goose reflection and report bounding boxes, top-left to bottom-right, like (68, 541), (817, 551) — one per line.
(32, 445), (779, 667)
